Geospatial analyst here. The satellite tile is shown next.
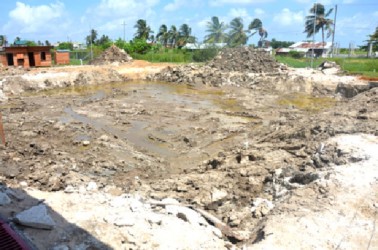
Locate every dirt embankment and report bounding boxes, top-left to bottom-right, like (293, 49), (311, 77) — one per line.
(0, 47), (377, 249)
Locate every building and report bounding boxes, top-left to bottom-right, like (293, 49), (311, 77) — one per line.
(182, 43), (228, 50)
(0, 45), (53, 67)
(276, 42), (333, 58)
(55, 50), (70, 65)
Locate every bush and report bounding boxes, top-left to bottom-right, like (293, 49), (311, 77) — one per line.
(124, 39), (151, 54)
(288, 51), (304, 59)
(192, 48), (218, 62)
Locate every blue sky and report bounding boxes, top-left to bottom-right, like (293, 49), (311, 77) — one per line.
(1, 0), (377, 48)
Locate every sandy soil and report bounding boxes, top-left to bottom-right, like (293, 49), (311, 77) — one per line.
(0, 61), (377, 249)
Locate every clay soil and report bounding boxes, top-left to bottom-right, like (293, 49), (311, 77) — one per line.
(0, 60), (377, 249)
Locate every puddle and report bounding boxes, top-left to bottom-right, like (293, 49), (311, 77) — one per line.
(25, 81), (246, 113)
(64, 106), (175, 157)
(277, 94), (336, 111)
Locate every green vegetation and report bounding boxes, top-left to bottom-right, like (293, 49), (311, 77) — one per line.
(275, 56), (378, 77)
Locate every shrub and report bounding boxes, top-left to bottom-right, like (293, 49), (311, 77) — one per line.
(192, 48), (218, 62)
(288, 51), (303, 59)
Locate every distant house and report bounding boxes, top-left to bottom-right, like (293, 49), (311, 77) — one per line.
(182, 43), (228, 50)
(0, 45), (53, 67)
(276, 42), (333, 57)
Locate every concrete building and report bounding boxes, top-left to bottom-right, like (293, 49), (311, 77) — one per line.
(0, 46), (54, 67)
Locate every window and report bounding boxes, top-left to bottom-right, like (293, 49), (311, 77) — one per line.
(41, 52), (46, 61)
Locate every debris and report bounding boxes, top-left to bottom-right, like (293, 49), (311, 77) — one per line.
(14, 204), (56, 230)
(90, 45), (133, 65)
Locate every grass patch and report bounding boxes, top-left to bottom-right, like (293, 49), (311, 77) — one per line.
(275, 56), (378, 77)
(131, 51), (193, 63)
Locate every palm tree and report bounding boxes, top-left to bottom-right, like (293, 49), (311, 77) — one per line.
(204, 16), (228, 43)
(228, 17), (248, 47)
(177, 24), (196, 47)
(248, 18), (268, 47)
(134, 19), (153, 40)
(168, 25), (179, 48)
(248, 18), (262, 35)
(304, 3), (334, 46)
(156, 24), (169, 47)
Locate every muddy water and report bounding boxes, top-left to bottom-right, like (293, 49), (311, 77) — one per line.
(52, 81), (245, 159)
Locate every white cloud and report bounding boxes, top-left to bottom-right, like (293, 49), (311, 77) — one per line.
(6, 1), (66, 33)
(273, 8), (304, 26)
(164, 0), (185, 11)
(209, 0), (273, 6)
(91, 0), (159, 18)
(228, 8), (249, 19)
(254, 8), (265, 16)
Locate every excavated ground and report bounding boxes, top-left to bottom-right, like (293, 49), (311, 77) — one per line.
(0, 58), (377, 249)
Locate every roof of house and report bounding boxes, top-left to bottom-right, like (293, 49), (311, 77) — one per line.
(289, 41), (333, 49)
(183, 43), (227, 50)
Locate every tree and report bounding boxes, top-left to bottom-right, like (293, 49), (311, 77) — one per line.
(57, 42), (74, 50)
(304, 3), (334, 45)
(134, 19), (153, 41)
(204, 16), (228, 43)
(270, 38), (294, 49)
(45, 40), (51, 46)
(96, 34), (112, 49)
(248, 18), (268, 47)
(228, 17), (248, 47)
(177, 24), (196, 47)
(169, 25), (179, 48)
(86, 29), (98, 46)
(0, 35), (6, 46)
(248, 18), (262, 35)
(156, 24), (169, 47)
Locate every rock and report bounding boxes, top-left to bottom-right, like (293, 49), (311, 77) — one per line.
(165, 204), (208, 226)
(19, 181), (28, 187)
(64, 185), (75, 193)
(0, 192), (11, 206)
(82, 140), (90, 146)
(104, 213), (136, 227)
(211, 188), (228, 202)
(5, 189), (25, 201)
(251, 198), (274, 218)
(14, 204), (56, 229)
(86, 181), (98, 191)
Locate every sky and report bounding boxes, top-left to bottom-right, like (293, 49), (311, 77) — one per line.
(1, 0), (377, 48)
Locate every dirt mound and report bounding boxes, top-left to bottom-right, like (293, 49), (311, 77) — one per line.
(148, 47), (287, 86)
(208, 47), (281, 73)
(90, 45), (133, 65)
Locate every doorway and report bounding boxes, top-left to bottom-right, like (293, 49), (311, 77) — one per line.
(28, 52), (35, 67)
(6, 53), (14, 66)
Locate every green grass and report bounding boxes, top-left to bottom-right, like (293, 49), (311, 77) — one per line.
(131, 51), (193, 63)
(276, 56), (378, 78)
(69, 59), (89, 65)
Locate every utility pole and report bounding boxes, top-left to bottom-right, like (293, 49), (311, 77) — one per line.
(331, 4), (338, 57)
(122, 21), (126, 42)
(311, 3), (317, 68)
